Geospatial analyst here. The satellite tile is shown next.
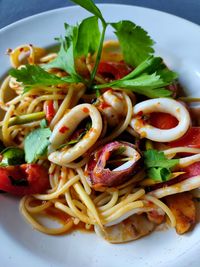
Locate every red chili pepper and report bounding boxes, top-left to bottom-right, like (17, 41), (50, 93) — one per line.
(45, 100), (55, 122)
(0, 164), (49, 196)
(59, 126), (69, 134)
(97, 61), (132, 80)
(169, 127), (200, 148)
(149, 112), (178, 129)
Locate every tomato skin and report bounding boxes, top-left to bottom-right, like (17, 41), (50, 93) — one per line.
(169, 127), (200, 148)
(149, 112), (178, 129)
(45, 100), (55, 122)
(97, 61), (132, 80)
(0, 164), (49, 196)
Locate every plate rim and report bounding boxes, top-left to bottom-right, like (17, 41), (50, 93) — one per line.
(0, 4), (200, 267)
(0, 3), (200, 35)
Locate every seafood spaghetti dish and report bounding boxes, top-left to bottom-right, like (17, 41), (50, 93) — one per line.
(0, 0), (200, 243)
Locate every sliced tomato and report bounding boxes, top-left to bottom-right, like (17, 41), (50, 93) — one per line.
(149, 112), (178, 129)
(45, 100), (55, 122)
(169, 127), (200, 148)
(97, 61), (132, 80)
(0, 164), (49, 196)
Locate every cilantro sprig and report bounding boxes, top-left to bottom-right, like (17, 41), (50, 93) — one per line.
(9, 0), (178, 99)
(9, 65), (77, 93)
(93, 56), (177, 98)
(144, 149), (179, 182)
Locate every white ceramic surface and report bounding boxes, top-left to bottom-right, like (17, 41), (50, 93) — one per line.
(0, 4), (200, 267)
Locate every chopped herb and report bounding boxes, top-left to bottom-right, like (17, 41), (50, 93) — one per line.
(0, 147), (25, 166)
(144, 149), (179, 182)
(24, 128), (51, 163)
(40, 119), (48, 128)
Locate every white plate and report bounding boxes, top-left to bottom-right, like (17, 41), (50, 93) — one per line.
(0, 4), (200, 267)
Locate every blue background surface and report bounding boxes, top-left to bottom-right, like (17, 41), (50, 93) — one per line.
(0, 0), (200, 29)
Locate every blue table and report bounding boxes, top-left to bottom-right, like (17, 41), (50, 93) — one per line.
(0, 0), (200, 29)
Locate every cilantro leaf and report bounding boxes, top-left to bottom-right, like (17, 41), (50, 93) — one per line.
(75, 16), (101, 57)
(40, 119), (48, 128)
(0, 147), (25, 166)
(144, 149), (179, 169)
(44, 24), (82, 81)
(111, 20), (154, 67)
(70, 0), (105, 23)
(148, 167), (171, 182)
(144, 149), (179, 182)
(109, 73), (172, 98)
(9, 65), (75, 93)
(93, 56), (178, 98)
(24, 128), (51, 163)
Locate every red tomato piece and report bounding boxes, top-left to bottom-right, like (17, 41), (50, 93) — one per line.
(169, 127), (200, 148)
(149, 112), (178, 129)
(0, 164), (49, 196)
(97, 61), (132, 80)
(181, 161), (200, 178)
(45, 100), (55, 122)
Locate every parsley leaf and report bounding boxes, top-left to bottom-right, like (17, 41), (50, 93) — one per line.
(70, 0), (105, 23)
(40, 119), (48, 128)
(24, 128), (51, 163)
(148, 167), (171, 182)
(144, 149), (179, 182)
(94, 56), (177, 98)
(44, 24), (82, 81)
(9, 65), (75, 93)
(111, 20), (154, 67)
(75, 16), (101, 57)
(0, 147), (25, 166)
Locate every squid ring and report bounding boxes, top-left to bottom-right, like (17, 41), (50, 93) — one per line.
(130, 98), (190, 142)
(48, 104), (102, 165)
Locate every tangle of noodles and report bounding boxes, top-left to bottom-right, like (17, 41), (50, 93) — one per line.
(0, 39), (199, 243)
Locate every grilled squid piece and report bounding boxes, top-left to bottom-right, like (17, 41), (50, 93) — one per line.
(130, 98), (190, 142)
(165, 192), (196, 234)
(97, 90), (126, 127)
(95, 214), (156, 243)
(48, 104), (102, 165)
(86, 141), (141, 189)
(150, 175), (200, 198)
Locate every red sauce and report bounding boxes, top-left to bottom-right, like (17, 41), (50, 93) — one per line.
(44, 207), (94, 233)
(59, 126), (69, 134)
(19, 47), (24, 52)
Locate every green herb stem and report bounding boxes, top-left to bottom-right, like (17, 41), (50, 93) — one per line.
(89, 22), (107, 87)
(8, 112), (45, 126)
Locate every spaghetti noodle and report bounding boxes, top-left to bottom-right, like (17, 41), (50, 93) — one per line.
(0, 5), (200, 243)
